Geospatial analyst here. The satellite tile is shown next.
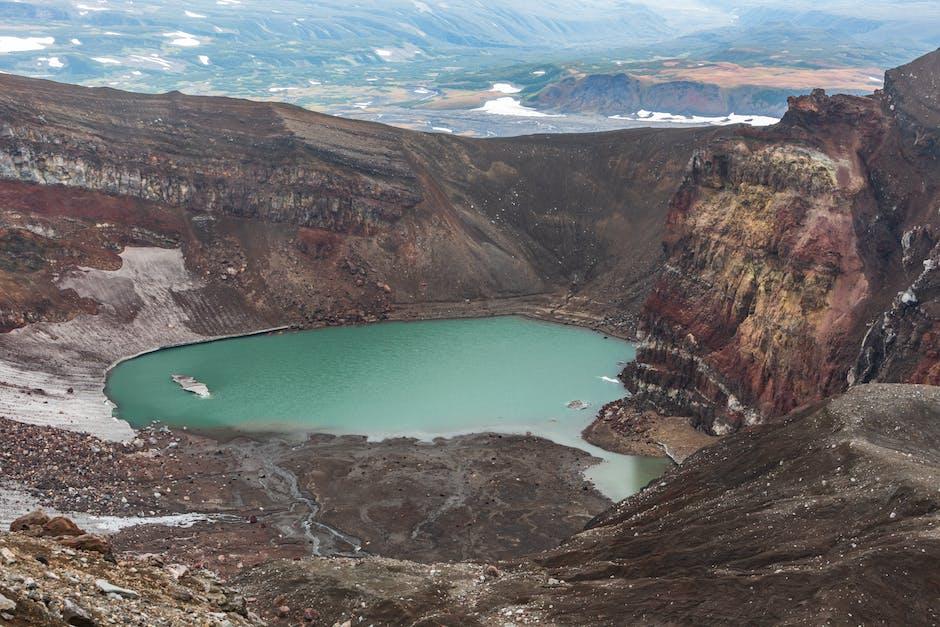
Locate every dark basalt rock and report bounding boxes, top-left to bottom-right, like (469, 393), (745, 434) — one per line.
(535, 384), (940, 624)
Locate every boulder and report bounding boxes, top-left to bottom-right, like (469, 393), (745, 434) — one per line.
(41, 516), (85, 537)
(9, 510), (49, 533)
(95, 579), (139, 600)
(62, 598), (96, 627)
(60, 534), (112, 556)
(0, 593), (15, 613)
(0, 547), (16, 564)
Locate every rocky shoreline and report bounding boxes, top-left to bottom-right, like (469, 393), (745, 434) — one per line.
(581, 398), (717, 463)
(0, 410), (617, 569)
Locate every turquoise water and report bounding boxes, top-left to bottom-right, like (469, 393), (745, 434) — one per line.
(106, 317), (668, 500)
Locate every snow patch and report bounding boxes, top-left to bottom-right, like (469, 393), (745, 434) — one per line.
(73, 512), (235, 534)
(490, 82), (521, 94)
(0, 36), (54, 53)
(162, 31), (201, 47)
(610, 109), (778, 127)
(474, 97), (559, 118)
(129, 54), (173, 70)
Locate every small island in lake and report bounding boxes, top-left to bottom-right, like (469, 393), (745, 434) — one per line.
(170, 374), (211, 398)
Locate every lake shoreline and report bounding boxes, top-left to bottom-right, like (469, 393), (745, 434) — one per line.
(0, 414), (617, 569)
(0, 246), (639, 443)
(105, 316), (667, 501)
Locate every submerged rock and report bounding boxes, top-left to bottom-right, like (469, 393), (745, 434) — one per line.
(566, 400), (590, 410)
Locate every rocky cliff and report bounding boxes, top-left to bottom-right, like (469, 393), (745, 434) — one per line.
(0, 74), (719, 336)
(622, 49), (940, 434)
(531, 73), (794, 117)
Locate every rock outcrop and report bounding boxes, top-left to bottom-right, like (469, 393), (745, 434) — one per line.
(623, 49), (940, 434)
(0, 531), (261, 625)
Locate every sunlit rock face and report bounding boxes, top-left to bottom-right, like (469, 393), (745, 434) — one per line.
(624, 50), (940, 434)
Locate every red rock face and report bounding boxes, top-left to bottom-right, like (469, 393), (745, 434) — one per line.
(625, 50), (940, 434)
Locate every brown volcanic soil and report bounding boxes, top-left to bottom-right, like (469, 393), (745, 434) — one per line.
(235, 384), (940, 626)
(582, 398), (716, 462)
(0, 417), (614, 573)
(278, 432), (609, 563)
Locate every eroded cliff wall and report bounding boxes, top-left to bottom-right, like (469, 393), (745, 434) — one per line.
(624, 50), (940, 434)
(0, 74), (716, 336)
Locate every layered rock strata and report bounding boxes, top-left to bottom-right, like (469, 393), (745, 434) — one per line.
(623, 50), (940, 434)
(0, 74), (717, 435)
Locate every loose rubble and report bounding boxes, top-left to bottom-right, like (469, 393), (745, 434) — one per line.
(0, 528), (261, 625)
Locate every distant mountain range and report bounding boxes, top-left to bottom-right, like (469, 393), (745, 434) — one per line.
(529, 73), (798, 117)
(0, 0), (936, 126)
